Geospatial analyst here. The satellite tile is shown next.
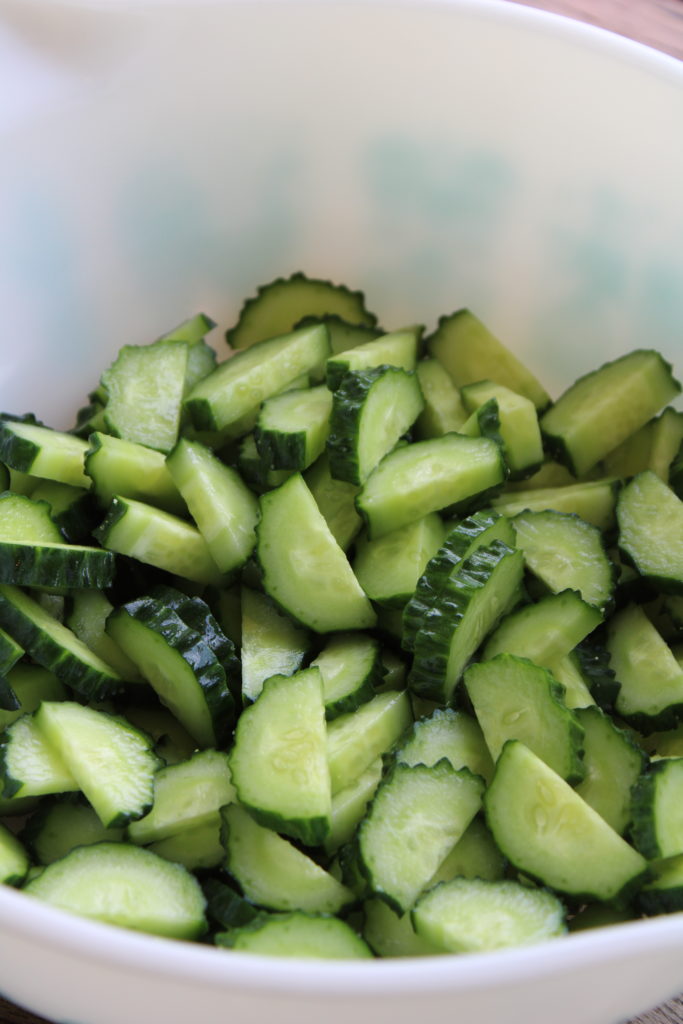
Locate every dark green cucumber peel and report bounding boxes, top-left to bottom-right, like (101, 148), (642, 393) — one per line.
(0, 542), (115, 590)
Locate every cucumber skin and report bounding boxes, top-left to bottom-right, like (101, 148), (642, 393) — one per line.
(107, 597), (235, 746)
(630, 761), (679, 861)
(0, 542), (115, 590)
(408, 541), (524, 704)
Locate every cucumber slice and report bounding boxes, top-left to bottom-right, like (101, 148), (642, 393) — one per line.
(324, 757), (382, 855)
(482, 589), (603, 668)
(0, 540), (115, 591)
(414, 358), (468, 440)
(158, 311), (216, 346)
(29, 480), (98, 545)
(185, 324), (330, 433)
(23, 797), (125, 865)
(237, 432), (295, 494)
(240, 586), (310, 704)
(426, 309), (551, 411)
(102, 339), (189, 454)
(0, 419), (90, 489)
(464, 654), (586, 784)
(363, 897), (442, 958)
(85, 432), (186, 515)
(492, 478), (620, 532)
(638, 854), (683, 916)
(427, 816), (505, 886)
(256, 473), (376, 634)
(327, 366), (424, 485)
(255, 384), (333, 471)
(222, 803), (353, 914)
(396, 707), (494, 784)
(24, 842), (207, 939)
(461, 379), (543, 480)
(357, 434), (506, 540)
(229, 668), (330, 846)
(1, 713), (79, 799)
(95, 495), (224, 586)
(631, 758), (683, 860)
(412, 877), (566, 953)
(573, 706), (645, 835)
(106, 596), (235, 749)
(326, 689), (413, 795)
(617, 470), (683, 594)
(511, 509), (615, 612)
(326, 327), (421, 392)
(34, 701), (159, 828)
(356, 760), (484, 913)
(0, 664), (66, 733)
(226, 273), (377, 350)
(353, 513), (447, 610)
(540, 349), (680, 477)
(166, 438), (259, 575)
(304, 451), (362, 551)
(485, 740), (647, 902)
(311, 631), (384, 719)
(216, 912), (372, 959)
(65, 590), (144, 684)
(0, 584), (122, 700)
(408, 541), (524, 705)
(0, 822), (29, 884)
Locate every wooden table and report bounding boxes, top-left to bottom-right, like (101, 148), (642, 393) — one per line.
(1, 1), (682, 1023)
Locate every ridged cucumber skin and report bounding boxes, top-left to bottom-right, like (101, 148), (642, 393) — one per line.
(311, 631), (385, 720)
(638, 856), (683, 916)
(327, 366), (424, 486)
(0, 541), (115, 590)
(29, 481), (99, 545)
(254, 384), (332, 472)
(106, 596), (235, 749)
(325, 327), (421, 394)
(226, 273), (378, 350)
(408, 541), (524, 705)
(617, 471), (683, 595)
(147, 585), (241, 698)
(0, 584), (123, 701)
(402, 509), (515, 653)
(0, 419), (90, 489)
(630, 759), (683, 861)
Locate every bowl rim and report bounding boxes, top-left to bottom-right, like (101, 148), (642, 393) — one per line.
(2, 0), (683, 1002)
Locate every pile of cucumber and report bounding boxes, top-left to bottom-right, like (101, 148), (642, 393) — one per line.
(2, 272), (683, 958)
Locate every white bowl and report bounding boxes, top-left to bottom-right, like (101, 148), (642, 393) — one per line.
(0, 3), (682, 1023)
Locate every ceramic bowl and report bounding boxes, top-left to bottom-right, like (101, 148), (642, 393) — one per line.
(0, 2), (682, 1023)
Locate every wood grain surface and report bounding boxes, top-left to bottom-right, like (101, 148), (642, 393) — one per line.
(1, 1), (682, 1023)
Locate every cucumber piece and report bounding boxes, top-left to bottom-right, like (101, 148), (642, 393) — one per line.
(216, 912), (372, 959)
(221, 803), (353, 914)
(540, 349), (680, 477)
(412, 877), (566, 953)
(0, 821), (29, 884)
(606, 603), (683, 732)
(357, 434), (507, 540)
(353, 513), (447, 609)
(396, 707), (494, 784)
(464, 654), (586, 784)
(294, 313), (382, 359)
(85, 432), (186, 516)
(573, 705), (645, 836)
(0, 664), (66, 733)
(0, 491), (64, 545)
(402, 508), (516, 654)
(426, 309), (551, 411)
(128, 749), (235, 845)
(427, 816), (506, 886)
(326, 327), (421, 392)
(101, 339), (189, 454)
(327, 366), (424, 485)
(484, 740), (647, 902)
(65, 590), (144, 684)
(185, 324), (330, 433)
(545, 652), (596, 710)
(324, 757), (382, 855)
(304, 452), (362, 551)
(150, 819), (225, 871)
(0, 584), (122, 700)
(1, 713), (79, 799)
(237, 432), (294, 494)
(0, 538), (115, 591)
(95, 496), (224, 586)
(230, 668), (330, 846)
(482, 589), (603, 668)
(0, 419), (90, 489)
(34, 701), (159, 828)
(107, 596), (235, 749)
(255, 384), (333, 471)
(326, 689), (413, 795)
(631, 758), (683, 859)
(311, 631), (384, 719)
(166, 438), (259, 575)
(363, 897), (442, 957)
(29, 479), (98, 545)
(638, 854), (683, 915)
(226, 273), (377, 350)
(158, 311), (216, 346)
(356, 760), (484, 913)
(617, 470), (683, 594)
(492, 478), (620, 532)
(240, 586), (310, 704)
(0, 626), (23, 681)
(256, 473), (376, 633)
(23, 797), (125, 865)
(461, 379), (543, 481)
(511, 509), (615, 612)
(408, 541), (524, 705)
(413, 358), (468, 440)
(24, 841), (207, 939)
(202, 877), (262, 930)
